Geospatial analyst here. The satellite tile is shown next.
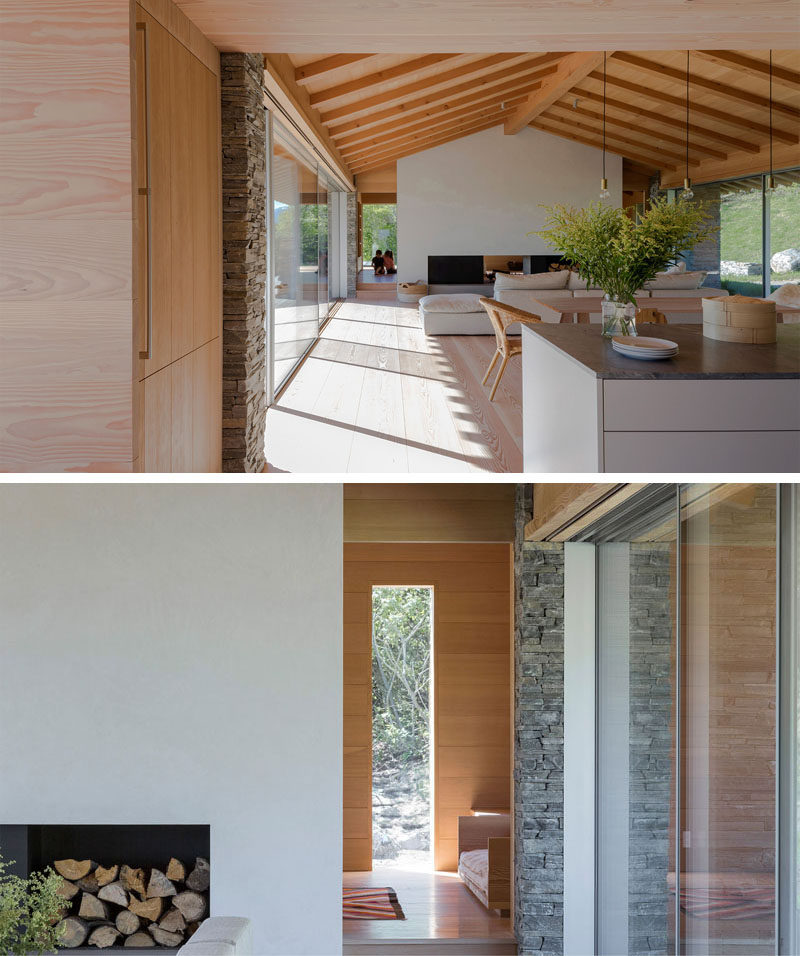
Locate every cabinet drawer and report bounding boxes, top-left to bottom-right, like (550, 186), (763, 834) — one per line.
(603, 379), (800, 432)
(604, 430), (800, 472)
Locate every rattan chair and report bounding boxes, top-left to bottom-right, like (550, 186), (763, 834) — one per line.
(479, 297), (542, 401)
(636, 307), (667, 325)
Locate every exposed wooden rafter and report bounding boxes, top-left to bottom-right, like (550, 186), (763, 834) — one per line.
(693, 50), (800, 88)
(532, 115), (675, 170)
(534, 111), (684, 167)
(504, 51), (606, 134)
(294, 54), (375, 83)
(309, 54), (462, 107)
(613, 52), (800, 121)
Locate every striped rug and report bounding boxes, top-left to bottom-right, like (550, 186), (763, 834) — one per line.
(343, 887), (406, 920)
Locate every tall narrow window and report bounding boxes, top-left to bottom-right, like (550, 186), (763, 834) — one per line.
(371, 586), (433, 870)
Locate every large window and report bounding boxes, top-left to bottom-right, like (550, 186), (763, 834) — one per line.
(268, 118), (346, 395)
(667, 168), (800, 298)
(591, 485), (786, 955)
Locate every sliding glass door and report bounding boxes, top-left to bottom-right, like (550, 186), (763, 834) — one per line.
(268, 117), (346, 395)
(594, 485), (784, 955)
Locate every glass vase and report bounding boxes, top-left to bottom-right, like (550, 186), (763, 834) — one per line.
(601, 297), (637, 338)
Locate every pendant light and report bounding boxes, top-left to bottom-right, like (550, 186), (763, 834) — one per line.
(766, 50), (776, 192)
(681, 51), (694, 199)
(599, 51), (611, 199)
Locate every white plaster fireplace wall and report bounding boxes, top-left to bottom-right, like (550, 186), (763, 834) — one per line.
(0, 484), (343, 956)
(396, 124), (623, 282)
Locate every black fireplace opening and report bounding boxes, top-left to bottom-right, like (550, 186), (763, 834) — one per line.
(0, 824), (210, 950)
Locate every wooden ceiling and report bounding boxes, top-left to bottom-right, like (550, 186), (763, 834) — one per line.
(281, 50), (800, 183)
(175, 1), (798, 53)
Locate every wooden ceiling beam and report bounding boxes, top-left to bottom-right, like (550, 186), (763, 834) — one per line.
(504, 51), (606, 134)
(309, 53), (462, 107)
(350, 117), (503, 173)
(572, 85), (751, 155)
(341, 95), (526, 159)
(336, 75), (546, 150)
(320, 53), (530, 123)
(294, 54), (375, 83)
(327, 54), (562, 136)
(547, 101), (723, 162)
(343, 96), (527, 162)
(593, 71), (798, 144)
(613, 52), (800, 122)
(538, 108), (685, 165)
(532, 116), (675, 170)
(693, 50), (800, 89)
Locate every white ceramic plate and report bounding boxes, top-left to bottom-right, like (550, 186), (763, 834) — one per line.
(612, 339), (678, 361)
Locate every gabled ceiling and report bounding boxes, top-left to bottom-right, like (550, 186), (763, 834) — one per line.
(282, 50), (800, 183)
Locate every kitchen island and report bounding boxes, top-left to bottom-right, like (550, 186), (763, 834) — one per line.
(522, 323), (800, 472)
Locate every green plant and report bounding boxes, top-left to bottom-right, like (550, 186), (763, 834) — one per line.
(534, 198), (718, 304)
(0, 855), (66, 956)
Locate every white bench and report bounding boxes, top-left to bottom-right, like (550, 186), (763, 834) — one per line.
(177, 917), (253, 955)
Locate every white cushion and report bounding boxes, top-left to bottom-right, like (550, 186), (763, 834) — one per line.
(572, 289), (649, 298)
(567, 272), (602, 291)
(645, 270), (707, 290)
(493, 270), (569, 291)
(418, 293), (483, 313)
(768, 282), (800, 307)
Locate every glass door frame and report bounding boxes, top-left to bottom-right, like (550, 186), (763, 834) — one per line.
(559, 484), (795, 955)
(265, 108), (351, 404)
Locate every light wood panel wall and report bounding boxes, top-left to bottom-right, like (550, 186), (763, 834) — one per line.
(344, 484), (516, 543)
(343, 543), (513, 873)
(133, 1), (222, 471)
(0, 0), (135, 471)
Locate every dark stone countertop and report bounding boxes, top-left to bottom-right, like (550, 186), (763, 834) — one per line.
(522, 322), (800, 380)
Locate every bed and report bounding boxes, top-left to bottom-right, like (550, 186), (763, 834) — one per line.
(456, 813), (511, 915)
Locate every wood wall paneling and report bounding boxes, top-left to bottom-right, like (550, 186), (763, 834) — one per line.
(343, 484), (516, 543)
(0, 0), (134, 471)
(343, 543), (512, 874)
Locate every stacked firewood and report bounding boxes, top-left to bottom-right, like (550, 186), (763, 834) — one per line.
(53, 856), (209, 949)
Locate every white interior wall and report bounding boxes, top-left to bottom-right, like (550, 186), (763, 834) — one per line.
(0, 484), (343, 956)
(396, 125), (622, 281)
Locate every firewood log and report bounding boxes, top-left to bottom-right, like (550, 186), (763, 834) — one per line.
(185, 857), (210, 893)
(172, 890), (206, 922)
(88, 925), (121, 949)
(158, 907), (186, 933)
(149, 925), (184, 947)
(146, 868), (176, 898)
(94, 864), (119, 887)
(124, 931), (155, 948)
(116, 910), (141, 936)
(56, 916), (89, 949)
(128, 896), (164, 922)
(77, 874), (100, 894)
(78, 893), (109, 921)
(120, 865), (147, 897)
(55, 860), (94, 881)
(98, 881), (128, 908)
(186, 921), (200, 938)
(56, 879), (79, 901)
(165, 858), (186, 882)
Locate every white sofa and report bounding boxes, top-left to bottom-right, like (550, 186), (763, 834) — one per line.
(418, 270), (729, 335)
(493, 269), (728, 323)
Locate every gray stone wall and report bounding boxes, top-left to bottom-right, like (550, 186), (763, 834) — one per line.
(628, 545), (674, 956)
(683, 182), (722, 288)
(346, 192), (357, 297)
(220, 53), (267, 473)
(514, 485), (564, 956)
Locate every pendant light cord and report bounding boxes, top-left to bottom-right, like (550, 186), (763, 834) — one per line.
(602, 51), (607, 180)
(769, 50), (774, 179)
(685, 50), (690, 183)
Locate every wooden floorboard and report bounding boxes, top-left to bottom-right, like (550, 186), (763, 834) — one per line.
(265, 298), (523, 473)
(342, 868), (516, 954)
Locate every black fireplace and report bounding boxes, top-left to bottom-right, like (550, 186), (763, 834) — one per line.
(0, 825), (210, 950)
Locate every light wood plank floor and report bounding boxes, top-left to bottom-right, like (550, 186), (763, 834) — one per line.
(265, 298), (523, 473)
(343, 868), (516, 955)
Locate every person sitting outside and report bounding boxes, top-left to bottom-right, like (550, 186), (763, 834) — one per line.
(371, 249), (386, 275)
(383, 250), (397, 274)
